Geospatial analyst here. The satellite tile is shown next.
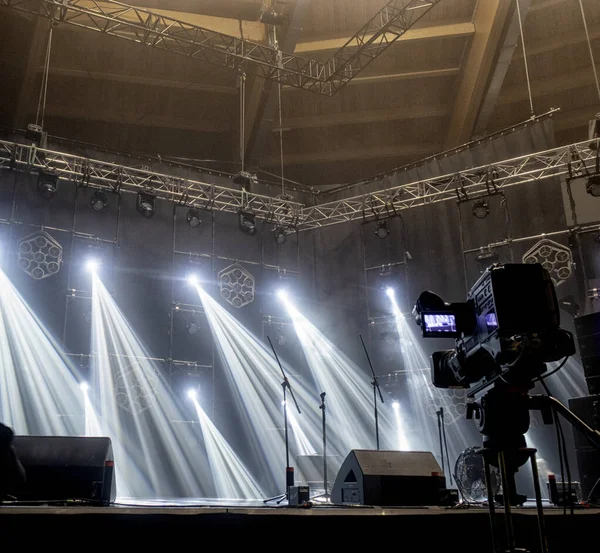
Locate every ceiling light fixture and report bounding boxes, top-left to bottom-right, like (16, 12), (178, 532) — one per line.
(136, 191), (156, 218)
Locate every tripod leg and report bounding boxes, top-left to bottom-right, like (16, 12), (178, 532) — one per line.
(528, 450), (549, 553)
(483, 450), (501, 553)
(498, 450), (517, 553)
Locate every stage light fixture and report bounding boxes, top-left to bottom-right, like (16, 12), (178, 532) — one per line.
(187, 321), (200, 335)
(85, 258), (100, 273)
(386, 287), (395, 298)
(90, 190), (108, 212)
(239, 211), (257, 236)
(80, 382), (89, 392)
(136, 191), (156, 218)
(37, 170), (59, 199)
(392, 401), (400, 410)
(187, 388), (197, 400)
(187, 273), (198, 286)
(472, 200), (490, 219)
(375, 220), (390, 239)
(276, 288), (288, 301)
(274, 227), (287, 244)
(586, 175), (600, 197)
(187, 208), (201, 228)
(232, 170), (257, 189)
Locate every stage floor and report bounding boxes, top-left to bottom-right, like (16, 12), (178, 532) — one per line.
(2, 496), (599, 552)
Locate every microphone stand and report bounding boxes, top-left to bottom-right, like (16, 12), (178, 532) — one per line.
(436, 407), (453, 486)
(360, 334), (384, 450)
(312, 392), (330, 502)
(264, 336), (301, 504)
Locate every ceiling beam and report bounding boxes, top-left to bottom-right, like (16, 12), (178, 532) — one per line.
(41, 105), (231, 133)
(42, 67), (238, 95)
(274, 104), (449, 131)
(513, 22), (600, 58)
(124, 0), (263, 21)
(295, 22), (475, 54)
(472, 0), (533, 136)
(283, 67), (461, 91)
(261, 143), (438, 166)
(244, 0), (310, 171)
(445, 0), (515, 148)
(498, 63), (600, 106)
(72, 0), (267, 42)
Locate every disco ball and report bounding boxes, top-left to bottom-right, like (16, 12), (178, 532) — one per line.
(17, 231), (63, 280)
(522, 238), (573, 287)
(218, 263), (255, 308)
(114, 362), (159, 415)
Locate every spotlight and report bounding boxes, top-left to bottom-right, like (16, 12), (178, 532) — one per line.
(80, 382), (89, 392)
(239, 211), (257, 236)
(187, 388), (197, 400)
(187, 207), (201, 228)
(472, 200), (490, 219)
(187, 273), (198, 286)
(85, 258), (99, 273)
(37, 170), (59, 199)
(375, 220), (390, 239)
(232, 170), (257, 189)
(392, 401), (400, 410)
(276, 288), (288, 301)
(386, 287), (395, 298)
(187, 321), (200, 335)
(586, 175), (600, 197)
(274, 227), (287, 244)
(136, 191), (156, 218)
(90, 190), (108, 212)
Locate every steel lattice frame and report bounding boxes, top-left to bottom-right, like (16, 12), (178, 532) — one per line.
(0, 0), (440, 96)
(1, 139), (598, 230)
(301, 140), (600, 229)
(0, 139), (304, 226)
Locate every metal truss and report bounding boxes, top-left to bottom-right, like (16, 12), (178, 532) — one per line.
(2, 139), (597, 230)
(0, 140), (304, 226)
(1, 0), (440, 96)
(300, 139), (600, 229)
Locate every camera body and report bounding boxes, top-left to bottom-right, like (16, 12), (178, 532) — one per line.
(413, 263), (575, 396)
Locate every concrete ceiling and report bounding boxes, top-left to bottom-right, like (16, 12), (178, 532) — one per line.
(0, 0), (598, 188)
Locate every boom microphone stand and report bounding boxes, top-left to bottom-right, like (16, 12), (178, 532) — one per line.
(264, 336), (301, 504)
(360, 334), (384, 450)
(312, 392), (330, 502)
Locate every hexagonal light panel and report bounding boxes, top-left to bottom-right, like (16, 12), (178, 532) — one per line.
(522, 238), (573, 287)
(114, 362), (159, 415)
(218, 263), (255, 308)
(17, 231), (63, 280)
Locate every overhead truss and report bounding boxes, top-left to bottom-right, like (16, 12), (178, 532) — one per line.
(1, 0), (441, 96)
(301, 139), (600, 229)
(0, 139), (598, 231)
(0, 139), (304, 227)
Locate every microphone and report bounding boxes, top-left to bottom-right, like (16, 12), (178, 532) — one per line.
(320, 392), (326, 399)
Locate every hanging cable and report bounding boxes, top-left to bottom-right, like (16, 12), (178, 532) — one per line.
(239, 72), (246, 172)
(515, 0), (535, 116)
(36, 23), (54, 128)
(578, 0), (600, 102)
(278, 81), (285, 199)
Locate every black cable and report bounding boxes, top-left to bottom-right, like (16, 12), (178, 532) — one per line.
(534, 356), (569, 383)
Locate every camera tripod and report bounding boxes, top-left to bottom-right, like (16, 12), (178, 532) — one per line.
(467, 381), (600, 553)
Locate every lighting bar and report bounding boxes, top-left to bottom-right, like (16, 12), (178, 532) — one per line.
(1, 139), (597, 229)
(0, 0), (440, 96)
(0, 140), (302, 227)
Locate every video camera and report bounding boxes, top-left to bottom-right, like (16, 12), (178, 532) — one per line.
(412, 263), (576, 397)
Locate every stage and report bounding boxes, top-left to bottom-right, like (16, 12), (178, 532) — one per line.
(1, 496), (599, 552)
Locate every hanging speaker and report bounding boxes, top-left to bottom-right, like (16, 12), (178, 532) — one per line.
(331, 450), (452, 506)
(11, 436), (116, 505)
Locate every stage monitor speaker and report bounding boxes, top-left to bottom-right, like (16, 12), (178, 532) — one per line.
(12, 435), (116, 505)
(331, 450), (446, 506)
